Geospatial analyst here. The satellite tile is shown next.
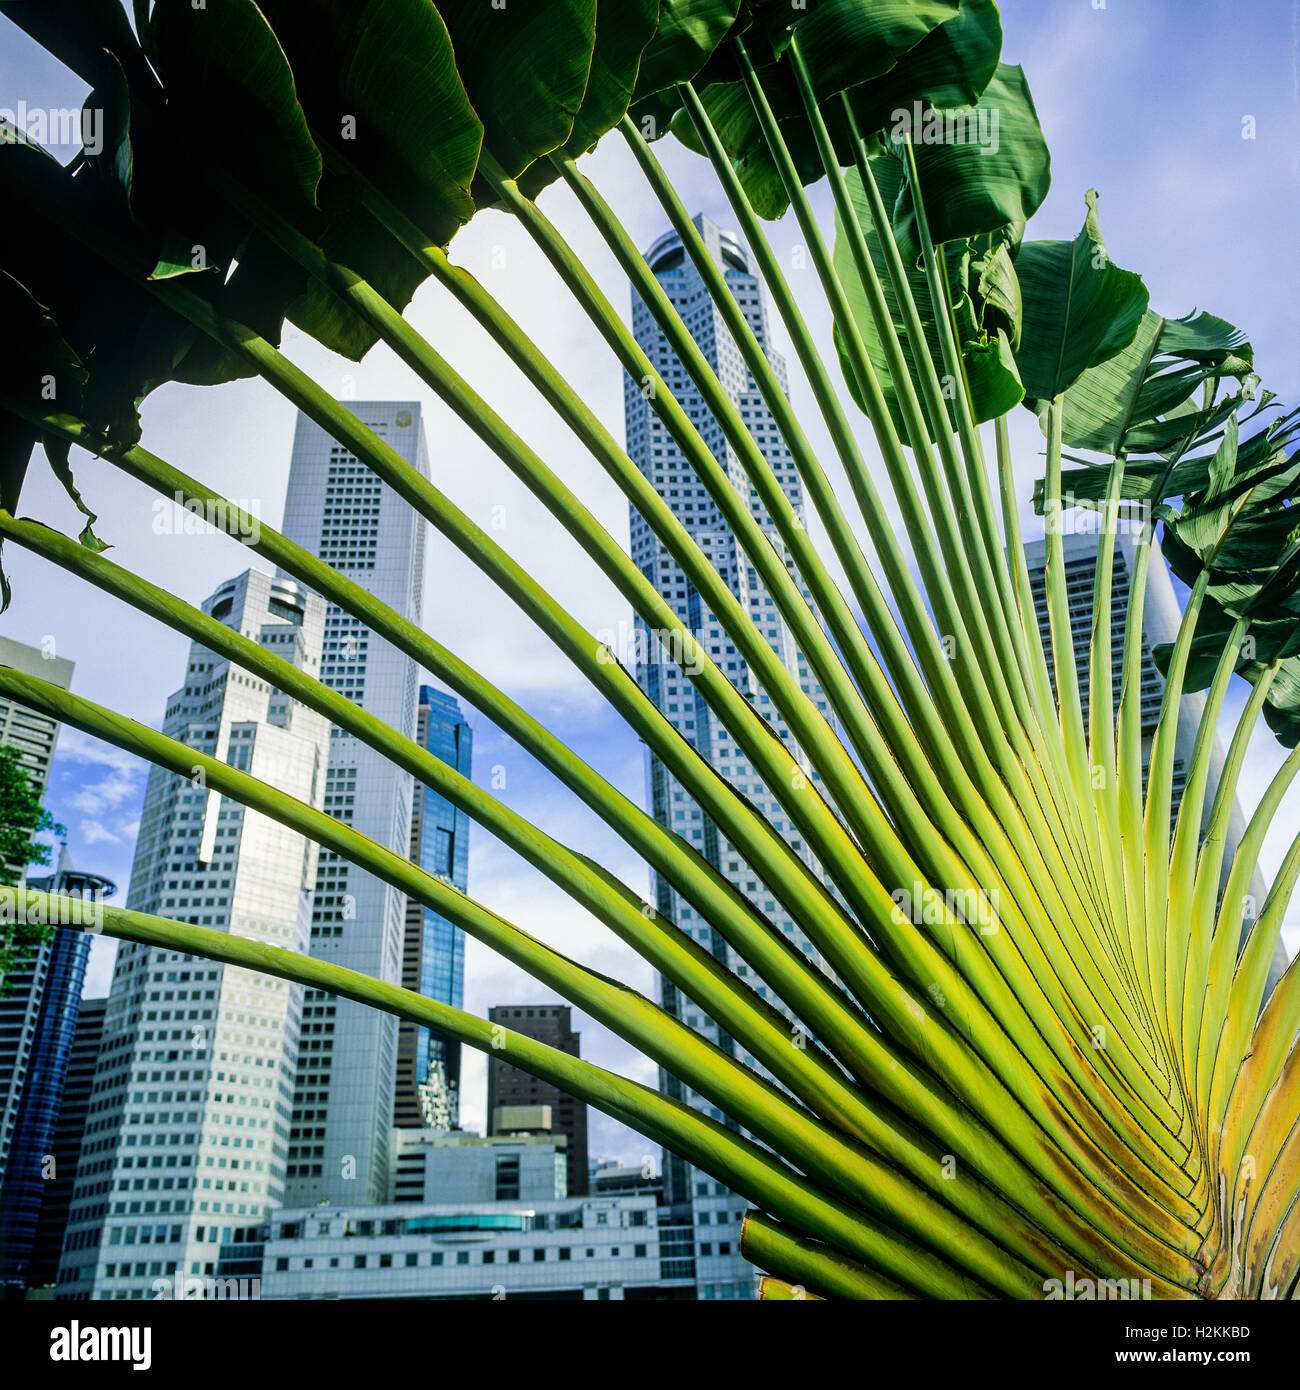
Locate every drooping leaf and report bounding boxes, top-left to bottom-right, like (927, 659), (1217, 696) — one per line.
(832, 158), (1022, 444)
(0, 121), (216, 446)
(890, 63), (1050, 264)
(1132, 401), (1300, 744)
(149, 0), (322, 215)
(0, 271), (106, 563)
(253, 0), (484, 358)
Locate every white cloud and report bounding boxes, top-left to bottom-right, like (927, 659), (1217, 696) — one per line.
(70, 770), (141, 816)
(80, 819), (122, 846)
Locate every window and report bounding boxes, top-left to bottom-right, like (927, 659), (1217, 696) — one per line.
(558, 1248), (571, 1261)
(405, 1253), (418, 1267)
(494, 1154), (520, 1201)
(508, 1249), (520, 1263)
(433, 828), (454, 877)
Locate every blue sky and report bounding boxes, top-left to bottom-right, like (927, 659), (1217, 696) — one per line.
(2, 0), (1298, 1164)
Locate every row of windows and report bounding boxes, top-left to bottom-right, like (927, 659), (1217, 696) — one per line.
(273, 1242), (653, 1273)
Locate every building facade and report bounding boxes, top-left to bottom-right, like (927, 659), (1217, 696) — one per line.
(0, 635), (75, 1176)
(29, 995), (107, 1290)
(259, 1189), (692, 1300)
(55, 568), (330, 1299)
(622, 217), (838, 1298)
(486, 1005), (588, 1198)
(389, 1129), (566, 1205)
(279, 401), (429, 1205)
(395, 686), (471, 1132)
(0, 854), (114, 1293)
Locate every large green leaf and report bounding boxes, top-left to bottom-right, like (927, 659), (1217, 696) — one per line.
(832, 159), (1023, 444)
(1014, 190), (1148, 403)
(518, 0), (663, 199)
(149, 0), (321, 214)
(0, 118), (236, 445)
(890, 63), (1050, 264)
(670, 0), (1001, 220)
(774, 0), (961, 103)
(248, 0), (482, 358)
(1048, 310), (1254, 458)
(837, 0), (1002, 141)
(437, 0), (598, 181)
(629, 0), (744, 137)
(1126, 401), (1300, 744)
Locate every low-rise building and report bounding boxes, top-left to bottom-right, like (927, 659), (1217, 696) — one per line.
(389, 1128), (566, 1205)
(259, 1193), (694, 1300)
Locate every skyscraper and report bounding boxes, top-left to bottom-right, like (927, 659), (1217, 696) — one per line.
(0, 634), (74, 883)
(30, 995), (106, 1290)
(0, 852), (114, 1294)
(486, 1004), (588, 1198)
(1024, 530), (1289, 989)
(394, 685), (471, 1132)
(279, 402), (428, 1206)
(0, 635), (76, 1184)
(56, 568), (329, 1298)
(623, 217), (836, 1299)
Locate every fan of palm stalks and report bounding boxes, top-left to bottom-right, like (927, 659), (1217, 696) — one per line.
(2, 0), (1298, 1300)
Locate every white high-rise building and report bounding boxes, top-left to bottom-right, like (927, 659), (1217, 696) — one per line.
(0, 634), (75, 1169)
(623, 217), (836, 1300)
(279, 402), (428, 1206)
(56, 569), (329, 1298)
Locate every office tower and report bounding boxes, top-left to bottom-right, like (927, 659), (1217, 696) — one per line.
(0, 635), (75, 1179)
(29, 995), (107, 1290)
(622, 217), (836, 1299)
(486, 1005), (588, 1198)
(56, 568), (329, 1299)
(0, 852), (114, 1294)
(279, 401), (429, 1205)
(0, 636), (74, 798)
(395, 686), (471, 1132)
(1023, 531), (1289, 990)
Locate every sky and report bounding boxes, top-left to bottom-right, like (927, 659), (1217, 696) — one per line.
(2, 0), (1298, 1167)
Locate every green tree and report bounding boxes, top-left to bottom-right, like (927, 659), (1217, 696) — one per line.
(0, 742), (65, 980)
